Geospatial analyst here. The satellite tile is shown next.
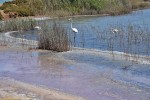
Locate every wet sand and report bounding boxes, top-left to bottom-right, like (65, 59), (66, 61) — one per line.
(0, 76), (84, 100)
(0, 45), (150, 100)
(0, 46), (84, 100)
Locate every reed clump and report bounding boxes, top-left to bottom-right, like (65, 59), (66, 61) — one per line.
(0, 18), (36, 32)
(38, 22), (70, 52)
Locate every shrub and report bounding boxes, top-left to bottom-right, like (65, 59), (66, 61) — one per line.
(17, 8), (31, 17)
(1, 0), (32, 17)
(1, 0), (149, 17)
(38, 22), (70, 52)
(4, 8), (12, 13)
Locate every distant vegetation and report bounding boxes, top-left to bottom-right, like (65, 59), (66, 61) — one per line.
(0, 0), (149, 18)
(0, 0), (34, 17)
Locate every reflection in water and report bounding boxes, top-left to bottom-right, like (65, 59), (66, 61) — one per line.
(0, 48), (150, 100)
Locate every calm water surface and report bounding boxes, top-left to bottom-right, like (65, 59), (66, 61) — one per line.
(15, 9), (150, 56)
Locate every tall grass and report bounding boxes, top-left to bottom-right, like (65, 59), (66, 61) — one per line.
(38, 21), (70, 52)
(0, 18), (70, 52)
(73, 24), (150, 56)
(70, 24), (150, 64)
(0, 18), (37, 48)
(0, 18), (36, 32)
(96, 25), (150, 56)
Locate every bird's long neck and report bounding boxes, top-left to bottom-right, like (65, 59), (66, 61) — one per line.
(71, 22), (73, 29)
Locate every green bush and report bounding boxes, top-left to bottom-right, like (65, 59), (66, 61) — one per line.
(17, 7), (31, 17)
(1, 0), (32, 17)
(3, 8), (11, 13)
(0, 0), (148, 17)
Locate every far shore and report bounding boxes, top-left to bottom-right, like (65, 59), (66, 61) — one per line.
(30, 6), (150, 21)
(0, 9), (145, 22)
(0, 5), (150, 21)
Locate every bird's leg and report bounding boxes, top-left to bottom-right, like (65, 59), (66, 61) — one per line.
(74, 32), (76, 47)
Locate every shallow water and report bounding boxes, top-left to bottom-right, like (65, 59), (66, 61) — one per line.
(1, 9), (150, 100)
(0, 48), (150, 100)
(13, 9), (150, 56)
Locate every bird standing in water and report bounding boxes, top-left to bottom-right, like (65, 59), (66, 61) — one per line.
(69, 18), (78, 33)
(69, 18), (78, 46)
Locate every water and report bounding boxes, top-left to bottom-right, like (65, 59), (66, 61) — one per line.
(0, 48), (149, 100)
(2, 9), (150, 100)
(0, 0), (12, 4)
(15, 9), (150, 56)
(11, 30), (38, 41)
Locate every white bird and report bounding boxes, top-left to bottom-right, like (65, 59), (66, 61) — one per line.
(68, 18), (78, 46)
(111, 28), (119, 33)
(34, 26), (41, 30)
(68, 18), (78, 33)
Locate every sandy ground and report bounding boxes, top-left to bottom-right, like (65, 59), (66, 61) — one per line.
(0, 76), (84, 100)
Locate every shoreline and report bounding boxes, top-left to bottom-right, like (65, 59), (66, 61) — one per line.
(34, 6), (150, 20)
(27, 7), (150, 21)
(1, 31), (150, 65)
(0, 77), (84, 100)
(1, 6), (150, 21)
(0, 40), (149, 100)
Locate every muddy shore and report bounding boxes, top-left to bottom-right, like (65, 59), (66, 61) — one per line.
(0, 43), (150, 100)
(0, 76), (84, 100)
(0, 46), (84, 100)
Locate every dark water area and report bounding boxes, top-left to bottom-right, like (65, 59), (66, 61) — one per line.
(13, 9), (150, 56)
